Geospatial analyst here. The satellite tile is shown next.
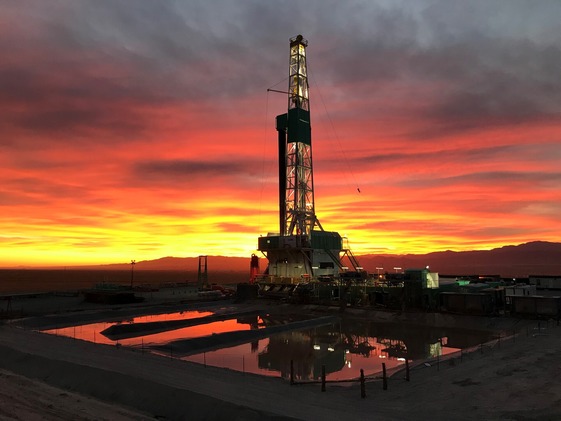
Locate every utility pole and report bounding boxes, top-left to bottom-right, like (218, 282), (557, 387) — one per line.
(130, 260), (136, 289)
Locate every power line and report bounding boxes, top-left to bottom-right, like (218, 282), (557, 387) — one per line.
(310, 70), (362, 195)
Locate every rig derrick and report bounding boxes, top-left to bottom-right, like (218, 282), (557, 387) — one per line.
(258, 35), (360, 286)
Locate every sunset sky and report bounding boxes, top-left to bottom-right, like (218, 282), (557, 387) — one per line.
(2, 1), (560, 267)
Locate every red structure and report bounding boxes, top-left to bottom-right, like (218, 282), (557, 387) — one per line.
(249, 254), (260, 284)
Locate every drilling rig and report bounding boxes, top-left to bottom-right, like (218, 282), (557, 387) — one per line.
(258, 35), (358, 283)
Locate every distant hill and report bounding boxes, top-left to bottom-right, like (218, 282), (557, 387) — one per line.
(75, 241), (561, 278)
(356, 241), (561, 278)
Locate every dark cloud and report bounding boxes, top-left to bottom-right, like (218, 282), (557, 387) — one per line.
(399, 170), (561, 189)
(316, 143), (558, 179)
(310, 1), (561, 135)
(415, 41), (561, 133)
(134, 159), (247, 183)
(351, 144), (521, 166)
(452, 171), (561, 184)
(2, 0), (560, 142)
(0, 1), (239, 142)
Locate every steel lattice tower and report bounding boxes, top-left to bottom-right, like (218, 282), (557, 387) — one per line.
(278, 35), (322, 239)
(258, 35), (342, 281)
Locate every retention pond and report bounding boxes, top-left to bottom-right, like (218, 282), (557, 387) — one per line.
(41, 306), (499, 381)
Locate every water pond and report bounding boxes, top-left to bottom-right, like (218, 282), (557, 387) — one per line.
(42, 309), (497, 381)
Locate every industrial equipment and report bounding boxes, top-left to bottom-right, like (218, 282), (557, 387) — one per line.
(197, 255), (209, 290)
(258, 35), (360, 283)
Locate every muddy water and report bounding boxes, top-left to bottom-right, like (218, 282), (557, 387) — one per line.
(42, 310), (496, 381)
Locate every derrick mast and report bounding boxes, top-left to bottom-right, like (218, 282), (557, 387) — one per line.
(258, 35), (342, 281)
(278, 35), (320, 239)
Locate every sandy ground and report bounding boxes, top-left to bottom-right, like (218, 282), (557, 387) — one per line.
(1, 292), (561, 420)
(0, 368), (154, 421)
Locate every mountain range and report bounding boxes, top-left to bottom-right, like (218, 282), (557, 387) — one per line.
(91, 241), (561, 278)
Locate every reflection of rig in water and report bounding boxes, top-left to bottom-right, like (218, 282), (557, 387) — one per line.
(254, 316), (483, 381)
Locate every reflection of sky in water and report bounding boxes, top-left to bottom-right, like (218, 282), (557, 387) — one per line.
(42, 313), (492, 382)
(42, 310), (223, 346)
